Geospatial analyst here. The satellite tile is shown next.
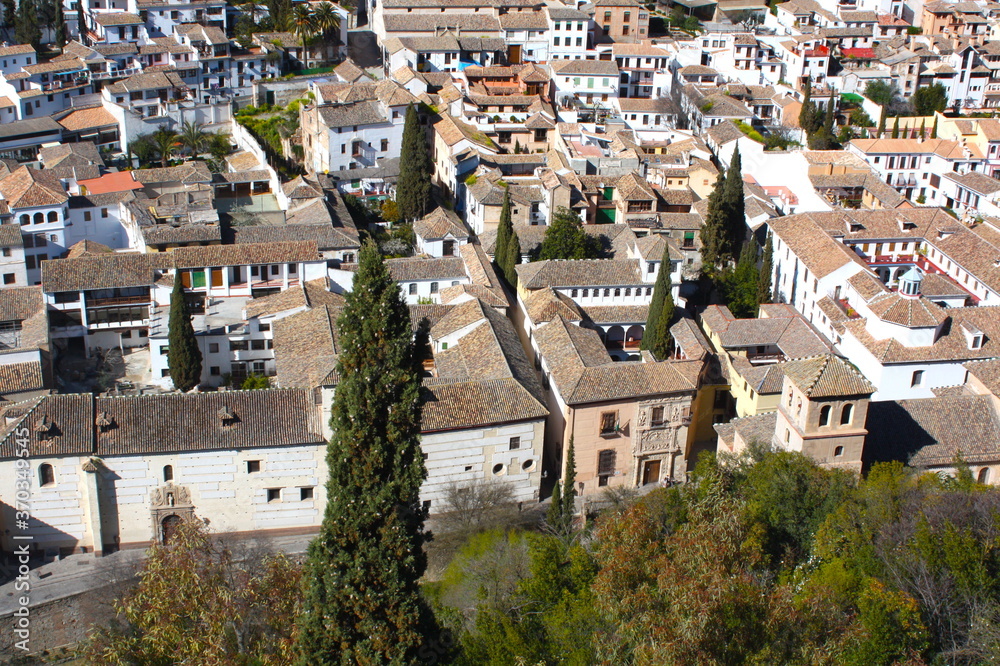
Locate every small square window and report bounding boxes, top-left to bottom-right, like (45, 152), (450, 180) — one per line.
(247, 460), (261, 473)
(209, 343), (219, 353)
(300, 487), (314, 500)
(210, 366), (220, 375)
(259, 323), (271, 332)
(509, 436), (520, 450)
(2, 273), (13, 285)
(266, 488), (281, 503)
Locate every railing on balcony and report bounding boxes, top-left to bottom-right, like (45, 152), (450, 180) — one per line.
(869, 254), (915, 265)
(86, 295), (151, 308)
(746, 351), (785, 364)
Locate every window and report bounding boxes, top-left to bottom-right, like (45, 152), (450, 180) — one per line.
(492, 463), (505, 476)
(208, 342), (219, 353)
(408, 283), (417, 295)
(101, 208), (108, 218)
(911, 370), (924, 387)
(259, 323), (271, 332)
(266, 488), (281, 503)
(509, 436), (521, 450)
(163, 465), (173, 482)
(600, 411), (617, 435)
(247, 460), (261, 473)
(300, 487), (314, 500)
(381, 139), (388, 151)
(840, 404), (853, 425)
(978, 468), (990, 484)
(430, 282), (439, 293)
(614, 288), (621, 297)
(784, 429), (790, 443)
(819, 405), (831, 426)
(597, 449), (616, 478)
(39, 463), (54, 487)
(571, 288), (578, 297)
(230, 340), (249, 351)
(647, 262), (655, 273)
(650, 406), (664, 427)
(251, 339), (265, 350)
(3, 274), (14, 285)
(210, 366), (220, 375)
(47, 211), (57, 223)
(834, 446), (844, 457)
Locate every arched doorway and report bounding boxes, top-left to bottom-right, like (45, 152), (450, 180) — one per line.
(625, 325), (643, 350)
(161, 514), (182, 543)
(605, 325), (625, 350)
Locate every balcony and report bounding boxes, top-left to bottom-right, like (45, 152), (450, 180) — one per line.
(869, 254), (915, 265)
(86, 295), (151, 308)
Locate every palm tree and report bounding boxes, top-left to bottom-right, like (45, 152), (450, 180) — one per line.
(292, 4), (315, 69)
(151, 129), (181, 168)
(314, 2), (340, 62)
(179, 121), (209, 157)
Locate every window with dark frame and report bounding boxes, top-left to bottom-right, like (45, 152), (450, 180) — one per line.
(600, 411), (617, 435)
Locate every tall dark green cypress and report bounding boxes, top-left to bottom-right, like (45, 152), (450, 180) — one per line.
(54, 0), (66, 47)
(167, 276), (202, 392)
(798, 75), (815, 134)
(503, 229), (521, 289)
(723, 147), (746, 260)
(296, 240), (438, 665)
(891, 116), (899, 139)
(757, 234), (773, 306)
(699, 171), (729, 270)
(494, 188), (513, 285)
(823, 93), (835, 135)
(725, 241), (760, 319)
(15, 0), (40, 51)
(878, 110), (886, 138)
(560, 437), (576, 525)
(641, 239), (675, 360)
(931, 116), (938, 139)
(396, 104), (432, 222)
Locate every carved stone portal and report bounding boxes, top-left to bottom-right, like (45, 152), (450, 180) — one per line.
(637, 427), (681, 454)
(150, 483), (195, 543)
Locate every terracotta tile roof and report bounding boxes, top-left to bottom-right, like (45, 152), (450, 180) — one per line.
(843, 305), (1000, 364)
(413, 208), (469, 241)
(582, 304), (649, 324)
(93, 389), (324, 456)
(0, 286), (44, 323)
(702, 304), (833, 357)
(966, 358), (1000, 396)
(422, 303), (546, 431)
(131, 162), (213, 184)
(0, 394), (94, 458)
(388, 256), (466, 281)
(94, 11), (142, 25)
(0, 44), (34, 56)
(534, 315), (699, 404)
(41, 252), (164, 292)
(245, 278), (344, 319)
(0, 166), (67, 209)
(715, 411), (777, 449)
(516, 258), (644, 289)
(66, 239), (114, 258)
(273, 305), (342, 389)
(142, 224), (222, 246)
(523, 288), (584, 326)
(867, 292), (947, 327)
(56, 105), (118, 132)
(0, 223), (22, 249)
(782, 354), (876, 397)
(0, 360), (44, 395)
(866, 395), (1000, 467)
(170, 240), (320, 268)
(849, 137), (984, 159)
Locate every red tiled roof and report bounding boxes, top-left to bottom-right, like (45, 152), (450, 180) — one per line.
(78, 171), (144, 195)
(842, 48), (876, 59)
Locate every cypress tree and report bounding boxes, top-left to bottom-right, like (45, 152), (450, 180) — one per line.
(723, 147), (746, 260)
(699, 171), (729, 270)
(798, 75), (814, 134)
(757, 234), (773, 306)
(75, 0), (85, 44)
(503, 229), (521, 289)
(15, 0), (40, 51)
(919, 119), (926, 139)
(54, 0), (66, 47)
(546, 477), (563, 529)
(725, 241), (760, 319)
(891, 117), (899, 139)
(396, 104), (432, 222)
(641, 239), (675, 360)
(167, 276), (202, 392)
(1, 0), (14, 29)
(494, 188), (513, 284)
(823, 93), (835, 135)
(931, 116), (938, 139)
(296, 239), (438, 664)
(560, 437), (576, 526)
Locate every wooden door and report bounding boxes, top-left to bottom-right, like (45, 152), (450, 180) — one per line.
(509, 44), (522, 64)
(642, 460), (661, 486)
